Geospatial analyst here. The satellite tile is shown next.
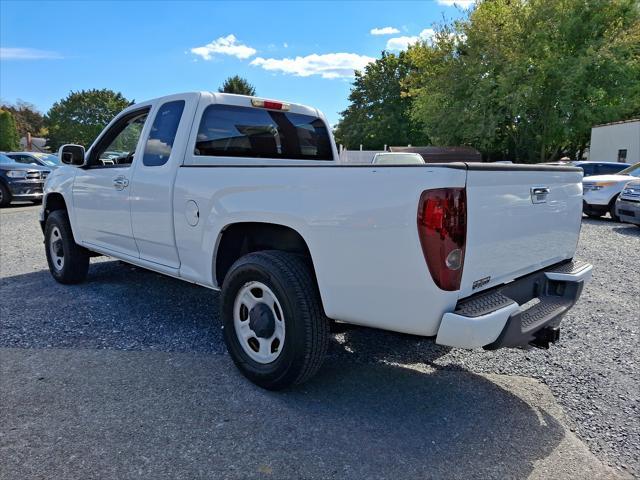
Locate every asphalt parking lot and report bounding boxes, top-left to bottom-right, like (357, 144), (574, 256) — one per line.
(1, 203), (638, 479)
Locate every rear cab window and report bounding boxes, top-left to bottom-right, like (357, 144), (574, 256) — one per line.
(194, 104), (333, 161)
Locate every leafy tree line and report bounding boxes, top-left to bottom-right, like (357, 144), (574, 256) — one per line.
(334, 51), (428, 150)
(0, 100), (47, 139)
(0, 109), (20, 151)
(335, 0), (640, 163)
(1, 75), (256, 152)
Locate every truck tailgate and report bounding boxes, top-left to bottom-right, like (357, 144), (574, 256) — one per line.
(460, 165), (583, 297)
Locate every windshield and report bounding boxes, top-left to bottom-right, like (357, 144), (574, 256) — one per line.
(373, 153), (424, 165)
(33, 153), (61, 166)
(619, 163), (640, 177)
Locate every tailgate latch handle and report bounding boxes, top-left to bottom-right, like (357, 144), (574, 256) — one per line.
(530, 186), (550, 204)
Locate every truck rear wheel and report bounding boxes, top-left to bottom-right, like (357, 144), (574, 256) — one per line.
(44, 210), (90, 284)
(220, 250), (329, 390)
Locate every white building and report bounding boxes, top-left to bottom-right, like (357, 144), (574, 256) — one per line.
(589, 119), (639, 164)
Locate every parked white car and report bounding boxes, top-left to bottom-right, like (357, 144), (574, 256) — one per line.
(582, 162), (640, 220)
(372, 152), (425, 165)
(41, 92), (592, 389)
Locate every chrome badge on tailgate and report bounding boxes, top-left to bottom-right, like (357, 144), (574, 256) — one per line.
(472, 276), (491, 290)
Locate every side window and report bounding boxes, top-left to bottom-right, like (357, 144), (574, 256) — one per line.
(9, 154), (36, 165)
(143, 100), (185, 167)
(618, 149), (627, 163)
(600, 164), (621, 174)
(581, 164), (595, 176)
(91, 110), (149, 168)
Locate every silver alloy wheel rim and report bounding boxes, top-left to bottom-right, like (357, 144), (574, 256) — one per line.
(233, 281), (286, 364)
(49, 226), (64, 271)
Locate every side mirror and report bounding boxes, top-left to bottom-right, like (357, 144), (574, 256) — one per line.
(58, 144), (86, 166)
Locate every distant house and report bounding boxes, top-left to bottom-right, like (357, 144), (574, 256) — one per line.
(589, 119), (639, 164)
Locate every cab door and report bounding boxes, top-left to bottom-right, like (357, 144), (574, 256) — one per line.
(129, 93), (198, 268)
(72, 108), (150, 257)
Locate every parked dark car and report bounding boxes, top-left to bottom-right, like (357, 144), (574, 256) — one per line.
(6, 152), (61, 169)
(0, 153), (51, 207)
(544, 160), (632, 177)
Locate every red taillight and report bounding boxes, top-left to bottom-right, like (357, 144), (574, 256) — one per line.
(417, 188), (467, 291)
(250, 99), (290, 111)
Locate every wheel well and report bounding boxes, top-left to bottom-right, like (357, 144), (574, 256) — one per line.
(215, 222), (314, 287)
(40, 193), (67, 231)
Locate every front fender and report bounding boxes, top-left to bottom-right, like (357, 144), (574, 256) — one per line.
(41, 166), (78, 237)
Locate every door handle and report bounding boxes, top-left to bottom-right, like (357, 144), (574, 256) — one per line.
(530, 186), (550, 204)
(113, 176), (129, 190)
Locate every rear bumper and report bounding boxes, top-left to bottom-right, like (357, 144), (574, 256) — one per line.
(436, 260), (592, 349)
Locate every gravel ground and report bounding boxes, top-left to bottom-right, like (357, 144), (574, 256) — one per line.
(1, 204), (638, 476)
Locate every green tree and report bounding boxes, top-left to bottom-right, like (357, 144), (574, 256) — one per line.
(46, 89), (131, 150)
(218, 76), (256, 96)
(334, 51), (428, 150)
(407, 0), (640, 162)
(0, 100), (46, 139)
(0, 109), (20, 151)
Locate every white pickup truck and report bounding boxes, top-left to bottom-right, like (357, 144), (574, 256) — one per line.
(42, 92), (592, 389)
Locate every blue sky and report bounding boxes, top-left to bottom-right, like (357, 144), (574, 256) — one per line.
(0, 0), (471, 125)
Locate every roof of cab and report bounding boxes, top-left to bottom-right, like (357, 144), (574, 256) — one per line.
(205, 91), (320, 117)
(118, 91), (326, 130)
(124, 91), (322, 120)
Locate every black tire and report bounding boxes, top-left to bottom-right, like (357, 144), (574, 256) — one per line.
(221, 250), (329, 390)
(0, 183), (12, 207)
(585, 212), (603, 219)
(44, 210), (90, 284)
(609, 195), (620, 222)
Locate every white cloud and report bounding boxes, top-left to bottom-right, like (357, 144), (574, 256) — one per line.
(436, 0), (475, 9)
(190, 34), (256, 60)
(386, 29), (435, 51)
(386, 36), (420, 51)
(0, 47), (62, 60)
(370, 26), (400, 36)
(250, 52), (375, 79)
(419, 29), (437, 42)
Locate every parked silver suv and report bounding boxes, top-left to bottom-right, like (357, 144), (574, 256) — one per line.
(615, 180), (640, 226)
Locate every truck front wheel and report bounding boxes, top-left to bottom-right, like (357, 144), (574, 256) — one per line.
(44, 210), (90, 284)
(220, 250), (329, 390)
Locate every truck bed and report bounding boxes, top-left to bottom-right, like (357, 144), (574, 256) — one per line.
(173, 162), (583, 337)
